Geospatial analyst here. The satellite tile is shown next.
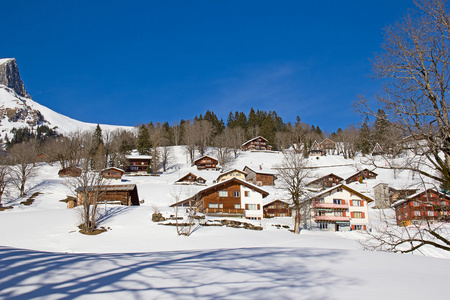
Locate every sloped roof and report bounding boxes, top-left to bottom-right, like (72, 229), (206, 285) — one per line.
(345, 168), (378, 180)
(243, 166), (278, 176)
(306, 173), (344, 186)
(242, 136), (268, 147)
(176, 172), (199, 182)
(100, 167), (125, 173)
(217, 169), (248, 180)
(194, 155), (218, 164)
(309, 184), (374, 202)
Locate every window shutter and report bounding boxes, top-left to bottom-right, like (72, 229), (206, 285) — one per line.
(342, 200), (345, 205)
(349, 200), (353, 206)
(363, 225), (367, 230)
(362, 212), (365, 218)
(351, 225), (355, 230)
(257, 204), (260, 210)
(245, 204), (249, 210)
(361, 201), (364, 207)
(351, 212), (354, 218)
(343, 211), (346, 217)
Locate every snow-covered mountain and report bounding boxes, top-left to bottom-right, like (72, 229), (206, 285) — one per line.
(0, 58), (133, 138)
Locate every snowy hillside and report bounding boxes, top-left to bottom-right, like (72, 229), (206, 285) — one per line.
(0, 148), (449, 299)
(0, 58), (133, 138)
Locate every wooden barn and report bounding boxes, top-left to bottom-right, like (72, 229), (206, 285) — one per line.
(194, 155), (218, 170)
(58, 166), (82, 177)
(392, 189), (450, 226)
(242, 136), (272, 151)
(345, 169), (378, 184)
(306, 173), (344, 191)
(100, 167), (125, 180)
(171, 177), (269, 220)
(175, 172), (206, 185)
(263, 200), (291, 218)
(73, 184), (140, 208)
(243, 166), (277, 186)
(309, 141), (323, 156)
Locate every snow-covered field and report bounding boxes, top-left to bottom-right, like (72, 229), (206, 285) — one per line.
(1, 148), (449, 299)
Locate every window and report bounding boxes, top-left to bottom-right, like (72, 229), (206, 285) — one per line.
(319, 223), (328, 229)
(219, 191), (228, 197)
(353, 212), (363, 218)
(427, 211), (435, 217)
(352, 200), (362, 207)
(413, 201), (420, 207)
(354, 225), (363, 230)
(247, 204), (257, 210)
(209, 203), (218, 208)
(318, 198), (325, 203)
(414, 211), (421, 216)
(234, 204), (241, 209)
(334, 211), (344, 217)
(234, 191), (240, 197)
(280, 213), (285, 217)
(244, 191), (249, 197)
(333, 199), (342, 205)
(219, 203), (223, 208)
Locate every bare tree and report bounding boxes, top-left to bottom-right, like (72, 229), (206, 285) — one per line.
(182, 121), (197, 166)
(213, 131), (233, 170)
(171, 187), (199, 236)
(9, 141), (38, 197)
(0, 164), (11, 206)
(275, 151), (313, 234)
(160, 145), (174, 172)
(228, 126), (246, 158)
(195, 120), (213, 156)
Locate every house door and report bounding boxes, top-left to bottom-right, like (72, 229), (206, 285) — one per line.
(335, 223), (339, 231)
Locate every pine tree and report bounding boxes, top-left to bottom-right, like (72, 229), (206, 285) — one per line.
(358, 118), (372, 155)
(137, 125), (152, 155)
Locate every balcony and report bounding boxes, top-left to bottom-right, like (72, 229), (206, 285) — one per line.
(204, 208), (245, 215)
(314, 216), (350, 222)
(314, 203), (349, 209)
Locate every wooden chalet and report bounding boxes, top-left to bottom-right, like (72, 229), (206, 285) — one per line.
(242, 136), (272, 151)
(175, 172), (206, 185)
(371, 143), (384, 156)
(392, 189), (450, 226)
(171, 177), (269, 220)
(217, 169), (247, 182)
(308, 184), (373, 231)
(58, 166), (82, 177)
(194, 155), (218, 170)
(72, 184), (140, 209)
(125, 152), (152, 173)
(100, 167), (125, 180)
(320, 138), (336, 155)
(35, 152), (49, 163)
(243, 166), (277, 186)
(306, 173), (344, 191)
(345, 169), (378, 184)
(309, 140), (323, 156)
(263, 200), (291, 218)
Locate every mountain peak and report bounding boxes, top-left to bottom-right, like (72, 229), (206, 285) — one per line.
(0, 58), (30, 98)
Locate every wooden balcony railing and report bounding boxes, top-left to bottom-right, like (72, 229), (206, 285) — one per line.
(314, 203), (349, 209)
(204, 208), (245, 214)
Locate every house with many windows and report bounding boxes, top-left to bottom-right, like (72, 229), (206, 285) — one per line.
(194, 155), (219, 170)
(124, 152), (152, 174)
(391, 189), (450, 226)
(175, 172), (206, 185)
(217, 169), (247, 182)
(243, 166), (277, 186)
(305, 173), (344, 192)
(241, 136), (272, 151)
(263, 199), (291, 218)
(171, 177), (269, 220)
(307, 184), (373, 231)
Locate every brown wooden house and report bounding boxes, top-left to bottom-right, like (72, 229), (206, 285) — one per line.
(175, 172), (206, 185)
(125, 153), (152, 173)
(263, 200), (291, 218)
(171, 177), (269, 220)
(194, 155), (218, 170)
(306, 173), (344, 191)
(310, 140), (323, 156)
(35, 152), (50, 163)
(320, 138), (336, 155)
(242, 136), (272, 151)
(243, 166), (277, 186)
(371, 143), (384, 156)
(58, 166), (82, 177)
(217, 169), (247, 182)
(392, 189), (450, 226)
(73, 184), (140, 208)
(345, 169), (378, 184)
(100, 167), (125, 180)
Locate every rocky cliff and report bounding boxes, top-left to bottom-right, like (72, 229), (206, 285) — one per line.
(0, 58), (30, 99)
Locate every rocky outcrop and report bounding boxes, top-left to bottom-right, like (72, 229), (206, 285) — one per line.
(0, 58), (30, 98)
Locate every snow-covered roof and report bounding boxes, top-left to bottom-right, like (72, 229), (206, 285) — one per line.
(308, 184), (374, 202)
(194, 155), (218, 163)
(243, 165), (278, 176)
(241, 136), (268, 147)
(100, 167), (125, 173)
(125, 150), (152, 160)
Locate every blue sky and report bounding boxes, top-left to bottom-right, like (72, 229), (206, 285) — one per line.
(0, 0), (415, 132)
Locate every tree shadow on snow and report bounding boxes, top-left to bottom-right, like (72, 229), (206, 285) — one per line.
(0, 246), (359, 300)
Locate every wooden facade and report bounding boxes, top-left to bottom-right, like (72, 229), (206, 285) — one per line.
(243, 166), (277, 186)
(58, 166), (82, 177)
(373, 183), (418, 208)
(171, 177), (269, 219)
(194, 155), (218, 170)
(306, 173), (344, 191)
(310, 140), (323, 156)
(345, 169), (378, 184)
(392, 189), (450, 226)
(74, 184), (140, 208)
(100, 167), (124, 180)
(217, 169), (247, 182)
(175, 172), (206, 185)
(263, 200), (291, 218)
(242, 136), (272, 151)
(125, 155), (152, 173)
(320, 138), (336, 155)
(372, 143), (384, 156)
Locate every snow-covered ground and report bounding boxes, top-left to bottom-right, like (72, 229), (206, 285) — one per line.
(1, 148), (449, 299)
